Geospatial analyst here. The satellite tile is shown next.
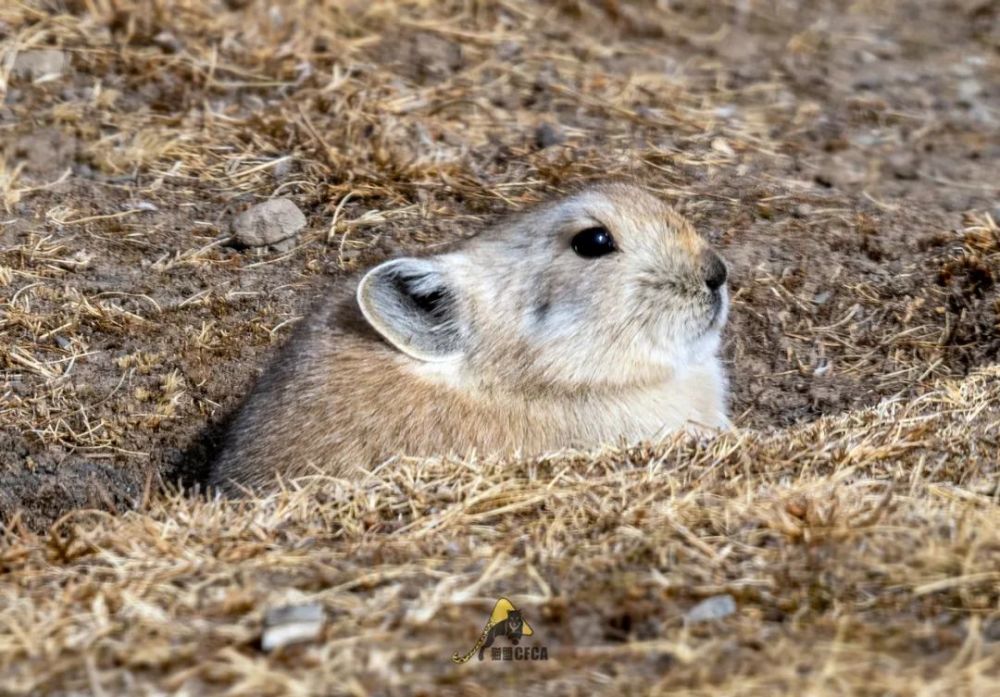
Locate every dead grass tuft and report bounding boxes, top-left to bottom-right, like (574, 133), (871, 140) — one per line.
(1, 367), (998, 694)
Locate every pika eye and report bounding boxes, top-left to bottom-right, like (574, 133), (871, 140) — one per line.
(571, 226), (616, 258)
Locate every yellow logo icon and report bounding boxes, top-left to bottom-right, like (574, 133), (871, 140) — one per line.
(451, 597), (540, 663)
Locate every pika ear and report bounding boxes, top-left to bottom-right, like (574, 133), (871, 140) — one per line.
(356, 257), (466, 362)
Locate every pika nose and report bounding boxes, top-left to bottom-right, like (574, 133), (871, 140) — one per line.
(702, 250), (728, 291)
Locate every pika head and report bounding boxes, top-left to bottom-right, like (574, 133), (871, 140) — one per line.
(358, 183), (728, 393)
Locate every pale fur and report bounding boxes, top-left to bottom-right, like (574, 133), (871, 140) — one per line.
(211, 183), (730, 495)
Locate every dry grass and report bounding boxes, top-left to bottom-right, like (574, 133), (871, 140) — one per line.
(2, 366), (998, 695)
(0, 0), (998, 694)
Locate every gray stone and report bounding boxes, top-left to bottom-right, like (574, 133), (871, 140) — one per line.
(14, 127), (77, 176)
(535, 122), (565, 149)
(152, 31), (182, 53)
(231, 198), (306, 247)
(888, 152), (919, 180)
(270, 237), (297, 253)
(272, 157), (293, 181)
(793, 203), (812, 219)
(942, 193), (971, 212)
(12, 49), (67, 82)
(684, 594), (736, 624)
(261, 602), (324, 651)
(957, 79), (982, 103)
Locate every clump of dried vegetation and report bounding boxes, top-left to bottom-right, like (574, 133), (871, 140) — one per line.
(0, 0), (997, 694)
(2, 367), (999, 695)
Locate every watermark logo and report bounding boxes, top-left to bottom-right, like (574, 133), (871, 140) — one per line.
(451, 597), (549, 663)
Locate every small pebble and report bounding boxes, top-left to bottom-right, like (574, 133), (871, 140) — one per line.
(957, 78), (982, 103)
(12, 49), (67, 82)
(272, 157), (293, 181)
(535, 122), (565, 149)
(261, 602), (324, 652)
(231, 198), (306, 247)
(711, 137), (735, 157)
(684, 594), (736, 624)
(888, 152), (919, 180)
(270, 237), (297, 253)
(153, 31), (182, 53)
(942, 193), (971, 212)
(497, 40), (521, 61)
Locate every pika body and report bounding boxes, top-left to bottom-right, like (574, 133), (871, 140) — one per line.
(211, 183), (730, 495)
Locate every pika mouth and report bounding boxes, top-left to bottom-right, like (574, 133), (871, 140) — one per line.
(710, 294), (723, 323)
(705, 289), (727, 331)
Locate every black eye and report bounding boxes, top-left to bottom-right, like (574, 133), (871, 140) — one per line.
(571, 226), (616, 258)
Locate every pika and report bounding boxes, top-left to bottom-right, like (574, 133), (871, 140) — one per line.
(210, 183), (729, 495)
